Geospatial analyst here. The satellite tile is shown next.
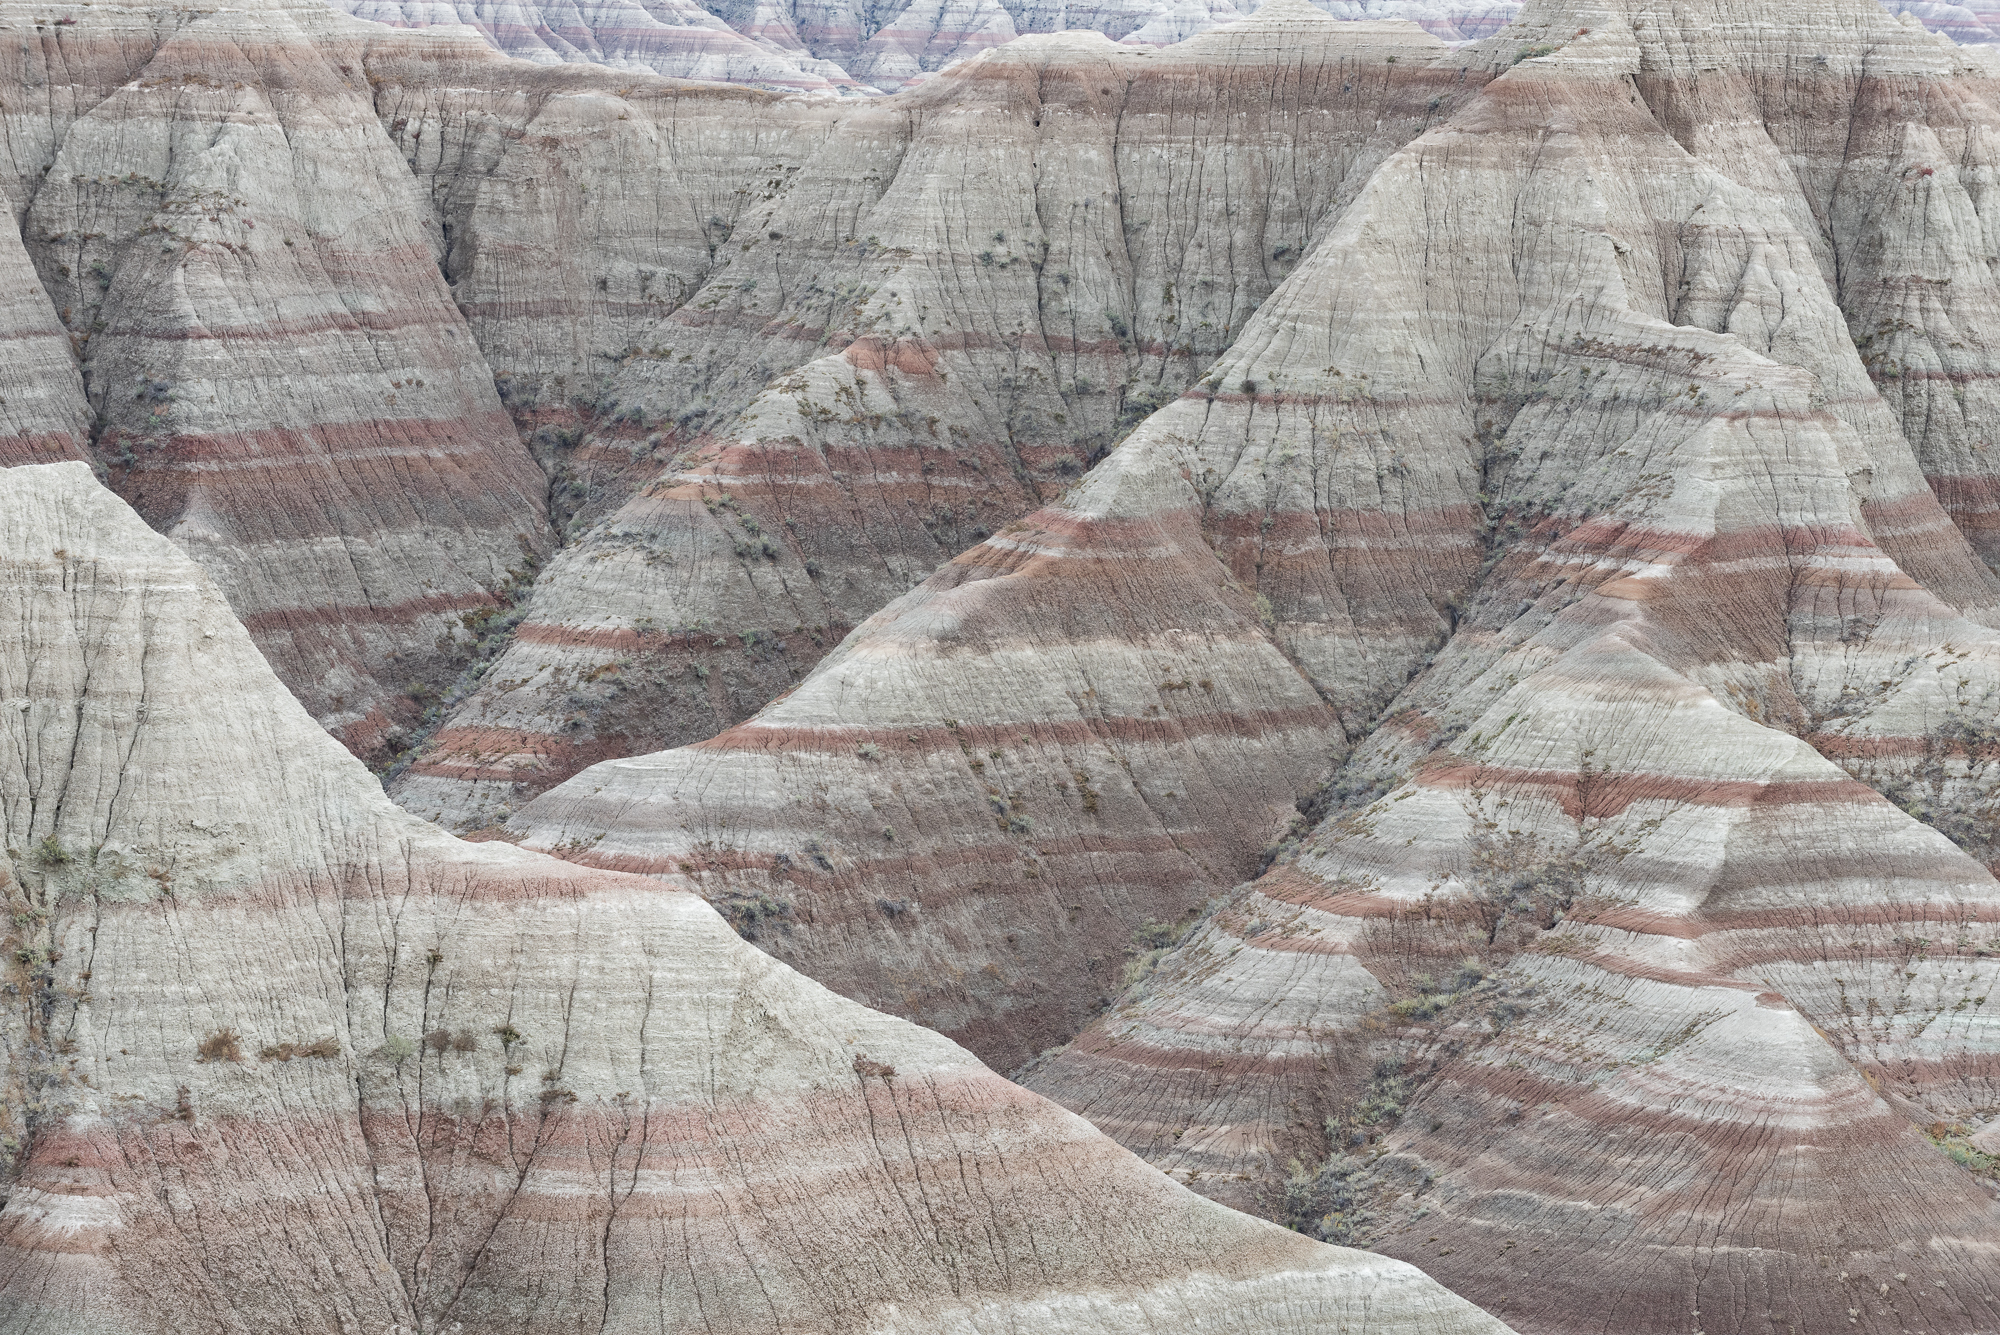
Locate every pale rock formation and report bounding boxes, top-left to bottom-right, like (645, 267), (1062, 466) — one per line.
(368, 36), (842, 405)
(2, 0), (556, 764)
(1004, 3), (2000, 1329)
(1039, 0), (1251, 46)
(511, 433), (1349, 1071)
(511, 0), (2000, 1076)
(1298, 0), (1518, 39)
(326, 0), (1530, 96)
(321, 0), (2000, 104)
(0, 210), (88, 467)
(394, 7), (1483, 830)
(481, 0), (2000, 1324)
(341, 0), (875, 90)
(0, 458), (1513, 1335)
(1885, 0), (2000, 42)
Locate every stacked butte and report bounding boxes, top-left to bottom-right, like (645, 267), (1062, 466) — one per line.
(512, 0), (2000, 1329)
(388, 2), (1488, 832)
(0, 461), (1510, 1334)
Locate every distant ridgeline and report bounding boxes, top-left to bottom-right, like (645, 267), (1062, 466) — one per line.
(327, 0), (2000, 94)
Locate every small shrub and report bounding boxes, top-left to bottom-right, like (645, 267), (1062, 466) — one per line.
(1283, 1152), (1372, 1244)
(856, 742), (882, 762)
(379, 1034), (416, 1063)
(1122, 915), (1198, 991)
(1072, 770), (1100, 814)
(1928, 1122), (2000, 1180)
(195, 1029), (244, 1064)
(260, 1036), (340, 1061)
(852, 1054), (896, 1079)
(714, 891), (794, 941)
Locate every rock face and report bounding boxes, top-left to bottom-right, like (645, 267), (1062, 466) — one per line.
(323, 0), (2000, 102)
(327, 0), (1529, 93)
(997, 2), (2000, 1330)
(1886, 0), (2000, 42)
(339, 0), (874, 91)
(493, 0), (2000, 1327)
(482, 8), (1523, 1075)
(0, 460), (1513, 1335)
(390, 4), (1485, 832)
(0, 213), (89, 468)
(2, 0), (557, 765)
(10, 0), (2000, 1325)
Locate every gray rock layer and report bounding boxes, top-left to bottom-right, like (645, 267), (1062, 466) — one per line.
(0, 460), (1510, 1335)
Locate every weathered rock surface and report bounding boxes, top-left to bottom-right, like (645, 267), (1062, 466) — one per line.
(392, 4), (1486, 831)
(512, 0), (2000, 1071)
(0, 213), (89, 468)
(2, 0), (558, 764)
(340, 0), (874, 91)
(1002, 2), (2000, 1329)
(9, 0), (2000, 1325)
(479, 0), (2000, 1326)
(327, 0), (1529, 93)
(322, 0), (2000, 106)
(0, 458), (1514, 1335)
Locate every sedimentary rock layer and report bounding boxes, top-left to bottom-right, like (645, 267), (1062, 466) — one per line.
(1011, 3), (2000, 1329)
(329, 0), (1528, 94)
(325, 0), (2000, 101)
(0, 213), (89, 468)
(2, 0), (557, 764)
(0, 459), (1512, 1335)
(472, 3), (2000, 1328)
(512, 434), (1349, 1072)
(511, 0), (2000, 1082)
(394, 4), (1485, 829)
(341, 0), (871, 92)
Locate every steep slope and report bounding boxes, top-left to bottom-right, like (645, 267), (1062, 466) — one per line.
(368, 37), (841, 410)
(996, 5), (2000, 1331)
(498, 11), (1498, 1075)
(1885, 0), (2000, 41)
(2, 0), (557, 765)
(0, 459), (1513, 1335)
(392, 5), (1487, 830)
(505, 3), (2000, 1325)
(0, 213), (89, 468)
